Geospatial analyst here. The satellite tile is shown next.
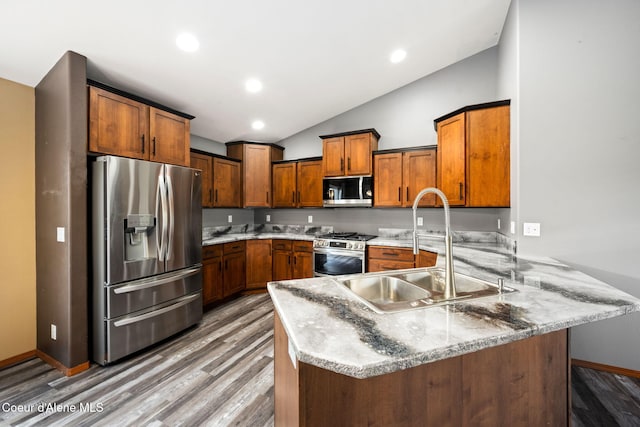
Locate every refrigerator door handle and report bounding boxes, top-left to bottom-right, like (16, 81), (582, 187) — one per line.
(157, 173), (169, 261)
(112, 267), (201, 294)
(113, 293), (200, 327)
(166, 174), (175, 261)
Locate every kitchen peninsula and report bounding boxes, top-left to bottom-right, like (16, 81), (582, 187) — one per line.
(268, 236), (640, 426)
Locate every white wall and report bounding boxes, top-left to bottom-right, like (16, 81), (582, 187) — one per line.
(190, 134), (227, 156)
(279, 47), (501, 159)
(504, 0), (640, 370)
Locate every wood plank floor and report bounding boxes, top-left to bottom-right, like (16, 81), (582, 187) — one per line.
(1, 294), (639, 426)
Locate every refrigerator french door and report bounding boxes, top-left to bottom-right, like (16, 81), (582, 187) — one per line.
(92, 156), (203, 365)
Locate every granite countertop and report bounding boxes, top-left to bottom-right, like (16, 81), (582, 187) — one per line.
(201, 224), (332, 246)
(267, 231), (640, 379)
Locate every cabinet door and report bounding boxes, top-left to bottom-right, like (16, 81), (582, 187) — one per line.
(202, 256), (223, 305)
(88, 86), (149, 159)
(223, 251), (246, 297)
(297, 160), (323, 207)
(403, 149), (437, 207)
(322, 137), (345, 177)
(345, 133), (373, 176)
(373, 153), (403, 207)
(190, 152), (213, 207)
(272, 250), (292, 281)
(292, 248), (313, 279)
(244, 144), (272, 207)
(466, 106), (510, 207)
(245, 240), (273, 291)
(272, 163), (297, 208)
(149, 107), (190, 167)
(417, 250), (438, 268)
(437, 112), (466, 206)
(213, 157), (241, 207)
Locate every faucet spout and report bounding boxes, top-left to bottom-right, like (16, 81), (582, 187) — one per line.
(412, 188), (456, 299)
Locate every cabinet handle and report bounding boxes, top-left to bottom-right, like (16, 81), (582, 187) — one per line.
(406, 187), (409, 202)
(398, 187), (401, 202)
(292, 191), (295, 203)
(459, 183), (464, 200)
(219, 261), (222, 270)
(348, 157), (351, 171)
(382, 252), (399, 257)
(340, 158), (344, 172)
(209, 189), (212, 202)
(267, 191), (270, 203)
(288, 255), (291, 265)
(293, 256), (297, 265)
(215, 189), (218, 203)
(152, 137), (156, 156)
(225, 260), (228, 270)
(297, 191), (300, 204)
(141, 134), (145, 154)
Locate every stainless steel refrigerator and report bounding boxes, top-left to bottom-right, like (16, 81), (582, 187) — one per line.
(91, 155), (203, 365)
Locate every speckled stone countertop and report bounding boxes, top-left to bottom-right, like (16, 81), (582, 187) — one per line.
(267, 228), (640, 379)
(202, 224), (333, 245)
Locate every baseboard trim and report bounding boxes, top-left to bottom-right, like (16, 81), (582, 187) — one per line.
(36, 350), (90, 377)
(572, 358), (640, 379)
(0, 350), (37, 369)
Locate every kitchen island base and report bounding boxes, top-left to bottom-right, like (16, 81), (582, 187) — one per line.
(275, 313), (569, 426)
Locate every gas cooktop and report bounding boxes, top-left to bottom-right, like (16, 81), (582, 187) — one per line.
(315, 232), (377, 242)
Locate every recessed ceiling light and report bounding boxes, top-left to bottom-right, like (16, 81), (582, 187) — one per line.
(390, 49), (407, 64)
(252, 120), (265, 130)
(245, 78), (263, 93)
(176, 33), (199, 52)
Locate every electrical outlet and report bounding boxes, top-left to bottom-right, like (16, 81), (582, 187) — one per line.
(307, 215), (313, 223)
(56, 227), (65, 242)
(523, 222), (541, 237)
(497, 218), (501, 229)
(227, 215), (233, 223)
(417, 217), (423, 226)
(266, 215), (271, 222)
(510, 221), (516, 234)
(51, 324), (57, 340)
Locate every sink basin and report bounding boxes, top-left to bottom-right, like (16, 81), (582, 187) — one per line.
(336, 268), (517, 313)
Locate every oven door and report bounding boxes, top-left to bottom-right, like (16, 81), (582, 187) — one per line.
(313, 247), (365, 276)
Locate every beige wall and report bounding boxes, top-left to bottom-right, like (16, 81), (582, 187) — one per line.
(0, 77), (36, 361)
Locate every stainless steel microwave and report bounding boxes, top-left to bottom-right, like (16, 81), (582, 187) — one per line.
(323, 176), (373, 207)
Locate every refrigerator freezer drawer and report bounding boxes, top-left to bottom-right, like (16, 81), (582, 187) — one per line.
(102, 292), (202, 365)
(107, 266), (202, 319)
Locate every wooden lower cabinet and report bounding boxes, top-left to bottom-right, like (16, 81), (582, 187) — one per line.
(273, 240), (314, 281)
(274, 312), (569, 426)
(202, 242), (246, 305)
(367, 245), (437, 272)
(246, 239), (273, 291)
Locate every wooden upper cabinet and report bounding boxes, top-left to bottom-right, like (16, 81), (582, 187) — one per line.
(435, 101), (510, 207)
(436, 113), (467, 206)
(227, 142), (284, 208)
(212, 157), (241, 208)
(89, 86), (149, 159)
(272, 163), (297, 208)
(88, 85), (193, 167)
(190, 152), (214, 207)
(374, 148), (436, 207)
(296, 160), (323, 207)
(404, 149), (437, 207)
(374, 153), (403, 207)
(321, 129), (379, 177)
(149, 107), (190, 167)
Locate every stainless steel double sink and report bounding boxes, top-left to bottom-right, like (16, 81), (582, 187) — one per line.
(336, 267), (516, 313)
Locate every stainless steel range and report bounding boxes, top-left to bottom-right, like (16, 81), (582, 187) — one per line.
(313, 232), (376, 276)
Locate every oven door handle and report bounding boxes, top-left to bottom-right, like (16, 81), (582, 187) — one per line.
(314, 247), (365, 258)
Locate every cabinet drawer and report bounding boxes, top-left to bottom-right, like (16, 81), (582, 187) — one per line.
(292, 241), (313, 253)
(368, 259), (415, 273)
(223, 241), (246, 254)
(368, 246), (415, 262)
(272, 240), (293, 251)
(202, 244), (223, 259)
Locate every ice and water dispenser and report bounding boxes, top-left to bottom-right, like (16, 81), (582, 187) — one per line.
(124, 213), (155, 261)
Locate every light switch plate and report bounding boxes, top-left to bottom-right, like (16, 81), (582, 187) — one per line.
(307, 215), (313, 223)
(227, 215), (233, 223)
(523, 222), (541, 237)
(417, 217), (423, 226)
(56, 227), (65, 242)
(266, 214), (271, 222)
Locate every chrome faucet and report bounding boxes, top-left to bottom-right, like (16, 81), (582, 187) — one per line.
(412, 188), (456, 299)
